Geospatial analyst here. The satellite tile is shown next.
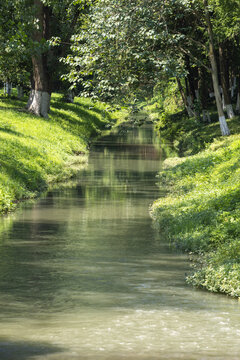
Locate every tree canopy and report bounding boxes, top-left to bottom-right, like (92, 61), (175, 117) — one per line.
(0, 0), (239, 134)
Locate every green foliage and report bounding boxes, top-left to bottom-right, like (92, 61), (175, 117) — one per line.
(152, 100), (240, 156)
(151, 122), (240, 297)
(0, 0), (32, 85)
(0, 0), (91, 90)
(189, 262), (240, 297)
(0, 92), (121, 214)
(145, 79), (184, 123)
(63, 0), (202, 101)
(209, 0), (240, 39)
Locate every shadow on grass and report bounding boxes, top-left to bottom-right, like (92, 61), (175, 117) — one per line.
(160, 109), (240, 156)
(74, 100), (114, 120)
(0, 138), (48, 192)
(0, 127), (33, 139)
(52, 98), (113, 122)
(50, 106), (107, 138)
(0, 96), (26, 108)
(0, 338), (65, 360)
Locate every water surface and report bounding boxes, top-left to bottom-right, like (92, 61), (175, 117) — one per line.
(0, 125), (240, 360)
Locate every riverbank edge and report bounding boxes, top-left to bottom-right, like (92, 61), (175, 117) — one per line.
(150, 114), (240, 298)
(0, 92), (129, 215)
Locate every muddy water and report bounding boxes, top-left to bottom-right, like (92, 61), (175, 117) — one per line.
(0, 125), (239, 360)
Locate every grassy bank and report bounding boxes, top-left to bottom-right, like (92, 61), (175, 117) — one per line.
(0, 92), (127, 214)
(150, 115), (240, 297)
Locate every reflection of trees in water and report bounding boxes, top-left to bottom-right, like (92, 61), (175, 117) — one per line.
(96, 123), (157, 146)
(0, 216), (172, 314)
(81, 168), (159, 203)
(39, 185), (86, 209)
(105, 143), (162, 161)
(0, 219), (69, 314)
(0, 124), (173, 317)
(0, 217), (14, 244)
(0, 338), (64, 360)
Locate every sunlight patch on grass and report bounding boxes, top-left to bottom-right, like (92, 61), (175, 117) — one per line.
(151, 132), (240, 297)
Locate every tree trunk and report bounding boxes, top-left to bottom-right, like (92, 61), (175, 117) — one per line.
(176, 77), (192, 116)
(184, 78), (196, 117)
(236, 93), (240, 113)
(198, 67), (212, 122)
(219, 43), (234, 119)
(185, 56), (200, 119)
(27, 0), (51, 118)
(63, 90), (75, 103)
(185, 56), (196, 103)
(17, 86), (24, 99)
(236, 75), (240, 113)
(234, 36), (240, 113)
(4, 82), (12, 96)
(203, 0), (230, 136)
(232, 76), (237, 98)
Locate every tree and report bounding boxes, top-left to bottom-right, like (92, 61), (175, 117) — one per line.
(211, 0), (240, 114)
(27, 0), (51, 117)
(203, 0), (230, 135)
(27, 0), (92, 117)
(0, 0), (32, 93)
(63, 0), (192, 102)
(0, 0), (92, 116)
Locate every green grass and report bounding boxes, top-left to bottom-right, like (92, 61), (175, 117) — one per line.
(150, 116), (240, 297)
(153, 108), (240, 156)
(0, 92), (127, 214)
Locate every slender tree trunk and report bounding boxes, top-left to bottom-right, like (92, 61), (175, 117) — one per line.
(17, 86), (24, 99)
(185, 56), (196, 103)
(4, 82), (12, 96)
(183, 78), (195, 117)
(198, 67), (211, 122)
(234, 37), (240, 113)
(236, 75), (240, 113)
(185, 56), (200, 120)
(232, 76), (237, 98)
(27, 0), (51, 118)
(176, 77), (192, 116)
(219, 43), (234, 119)
(236, 93), (240, 113)
(203, 0), (230, 136)
(63, 90), (75, 103)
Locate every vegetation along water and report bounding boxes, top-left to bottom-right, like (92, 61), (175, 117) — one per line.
(0, 0), (240, 358)
(0, 93), (127, 214)
(150, 114), (240, 297)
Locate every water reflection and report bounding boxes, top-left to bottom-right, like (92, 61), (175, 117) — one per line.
(0, 125), (239, 359)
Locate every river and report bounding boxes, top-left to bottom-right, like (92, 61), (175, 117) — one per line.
(0, 124), (240, 360)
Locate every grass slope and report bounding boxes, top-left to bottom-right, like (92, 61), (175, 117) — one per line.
(150, 116), (240, 297)
(0, 93), (127, 214)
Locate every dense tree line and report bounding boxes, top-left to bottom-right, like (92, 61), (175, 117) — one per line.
(0, 0), (240, 135)
(64, 0), (240, 135)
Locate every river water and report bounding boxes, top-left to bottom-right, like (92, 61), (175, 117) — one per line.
(0, 125), (240, 360)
